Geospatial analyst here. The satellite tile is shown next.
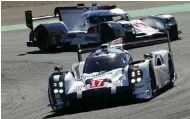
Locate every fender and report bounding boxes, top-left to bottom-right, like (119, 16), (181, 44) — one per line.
(35, 22), (69, 45)
(123, 60), (151, 87)
(64, 72), (85, 95)
(64, 72), (75, 94)
(124, 59), (154, 99)
(71, 61), (85, 79)
(151, 50), (170, 66)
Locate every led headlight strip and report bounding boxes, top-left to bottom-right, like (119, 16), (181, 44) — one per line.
(130, 68), (143, 84)
(53, 81), (64, 94)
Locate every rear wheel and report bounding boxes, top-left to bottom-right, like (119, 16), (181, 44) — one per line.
(35, 25), (57, 52)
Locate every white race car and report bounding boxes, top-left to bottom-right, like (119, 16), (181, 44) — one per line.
(48, 30), (177, 112)
(25, 3), (180, 51)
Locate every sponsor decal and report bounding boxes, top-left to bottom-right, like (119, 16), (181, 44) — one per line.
(133, 23), (148, 28)
(83, 72), (113, 79)
(113, 80), (122, 85)
(73, 85), (84, 91)
(74, 85), (83, 89)
(131, 66), (139, 70)
(90, 79), (104, 88)
(110, 38), (123, 45)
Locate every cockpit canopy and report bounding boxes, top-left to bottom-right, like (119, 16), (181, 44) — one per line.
(83, 48), (132, 73)
(83, 8), (130, 24)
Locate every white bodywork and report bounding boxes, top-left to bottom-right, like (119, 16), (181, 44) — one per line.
(46, 5), (169, 45)
(49, 40), (176, 110)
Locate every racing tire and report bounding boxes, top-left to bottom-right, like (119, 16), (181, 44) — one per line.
(168, 54), (174, 88)
(35, 26), (57, 52)
(100, 24), (115, 43)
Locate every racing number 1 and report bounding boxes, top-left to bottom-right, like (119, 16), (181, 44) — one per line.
(90, 80), (104, 88)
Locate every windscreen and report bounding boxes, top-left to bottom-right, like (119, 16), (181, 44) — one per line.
(83, 55), (127, 73)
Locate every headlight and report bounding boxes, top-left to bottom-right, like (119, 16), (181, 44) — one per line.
(59, 89), (64, 93)
(137, 78), (142, 82)
(129, 67), (143, 84)
(53, 83), (57, 87)
(59, 82), (63, 87)
(131, 72), (135, 77)
(132, 28), (135, 34)
(131, 79), (136, 83)
(137, 70), (141, 75)
(54, 89), (58, 93)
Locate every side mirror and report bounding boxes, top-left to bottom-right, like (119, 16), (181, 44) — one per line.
(144, 53), (153, 59)
(54, 66), (63, 72)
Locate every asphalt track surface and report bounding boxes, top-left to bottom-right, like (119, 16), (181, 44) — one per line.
(2, 2), (190, 119)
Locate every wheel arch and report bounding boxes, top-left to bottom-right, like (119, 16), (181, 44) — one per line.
(34, 22), (68, 51)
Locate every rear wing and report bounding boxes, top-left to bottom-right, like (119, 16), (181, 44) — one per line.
(25, 3), (118, 31)
(25, 4), (91, 47)
(77, 28), (174, 62)
(25, 9), (59, 30)
(25, 3), (119, 47)
(25, 3), (98, 31)
(25, 6), (87, 31)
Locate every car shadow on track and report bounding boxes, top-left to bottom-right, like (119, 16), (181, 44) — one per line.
(17, 44), (99, 56)
(43, 85), (175, 119)
(23, 47), (78, 55)
(17, 46), (80, 56)
(43, 98), (140, 119)
(18, 38), (181, 56)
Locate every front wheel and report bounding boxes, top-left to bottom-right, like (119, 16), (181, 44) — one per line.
(35, 25), (58, 52)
